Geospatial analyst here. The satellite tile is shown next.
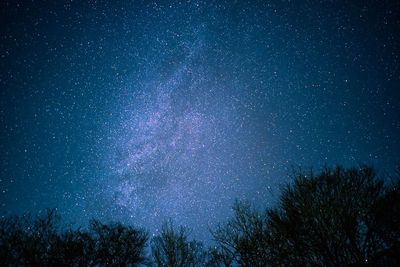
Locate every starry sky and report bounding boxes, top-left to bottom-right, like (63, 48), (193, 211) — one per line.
(1, 0), (400, 242)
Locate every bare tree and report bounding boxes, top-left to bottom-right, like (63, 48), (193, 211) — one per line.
(211, 166), (400, 266)
(1, 165), (398, 266)
(0, 209), (60, 266)
(210, 201), (271, 267)
(90, 220), (148, 266)
(151, 221), (206, 267)
(0, 210), (149, 266)
(51, 229), (95, 266)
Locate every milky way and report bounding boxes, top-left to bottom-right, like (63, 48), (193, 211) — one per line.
(1, 0), (400, 242)
(97, 36), (276, 239)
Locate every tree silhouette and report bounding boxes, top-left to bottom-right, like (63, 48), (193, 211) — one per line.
(266, 166), (399, 266)
(211, 166), (400, 266)
(369, 174), (400, 265)
(0, 210), (148, 266)
(206, 246), (235, 267)
(151, 221), (206, 267)
(211, 201), (272, 267)
(90, 220), (148, 266)
(0, 209), (60, 266)
(1, 165), (399, 266)
(51, 229), (95, 266)
(0, 214), (26, 266)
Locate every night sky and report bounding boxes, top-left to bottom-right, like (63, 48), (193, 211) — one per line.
(1, 0), (400, 242)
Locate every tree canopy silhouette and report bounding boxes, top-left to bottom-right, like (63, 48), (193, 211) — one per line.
(212, 166), (400, 266)
(0, 210), (148, 266)
(90, 220), (148, 266)
(151, 221), (207, 267)
(1, 165), (399, 266)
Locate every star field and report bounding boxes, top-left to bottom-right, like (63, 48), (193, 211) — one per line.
(1, 0), (400, 242)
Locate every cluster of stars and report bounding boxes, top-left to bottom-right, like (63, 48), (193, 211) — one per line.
(1, 0), (399, 242)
